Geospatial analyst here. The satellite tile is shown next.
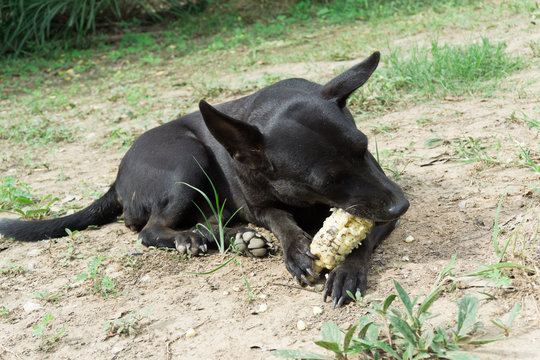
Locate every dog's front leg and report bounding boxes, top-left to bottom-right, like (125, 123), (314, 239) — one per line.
(324, 219), (398, 308)
(255, 208), (319, 284)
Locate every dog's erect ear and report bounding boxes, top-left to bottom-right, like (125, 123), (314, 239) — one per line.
(199, 100), (269, 170)
(320, 51), (380, 107)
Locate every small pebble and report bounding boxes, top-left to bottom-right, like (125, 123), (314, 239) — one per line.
(23, 301), (41, 313)
(27, 249), (41, 257)
(256, 304), (268, 313)
(185, 328), (197, 338)
(232, 286), (241, 292)
(297, 320), (307, 331)
(313, 306), (323, 316)
(223, 291), (230, 296)
(404, 235), (415, 243)
(402, 255), (410, 262)
(458, 200), (467, 209)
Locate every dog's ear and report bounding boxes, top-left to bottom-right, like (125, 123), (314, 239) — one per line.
(320, 51), (380, 107)
(199, 100), (269, 170)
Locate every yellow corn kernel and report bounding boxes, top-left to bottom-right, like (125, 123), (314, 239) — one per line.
(310, 208), (374, 273)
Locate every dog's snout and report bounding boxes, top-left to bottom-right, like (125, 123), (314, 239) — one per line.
(387, 199), (410, 218)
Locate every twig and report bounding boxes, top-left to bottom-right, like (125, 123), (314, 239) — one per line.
(165, 320), (207, 360)
(270, 282), (321, 294)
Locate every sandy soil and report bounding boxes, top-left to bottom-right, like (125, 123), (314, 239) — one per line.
(1, 7), (539, 360)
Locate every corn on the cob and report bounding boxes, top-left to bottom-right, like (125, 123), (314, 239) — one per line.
(310, 208), (374, 273)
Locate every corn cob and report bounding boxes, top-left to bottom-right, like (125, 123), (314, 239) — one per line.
(310, 208), (374, 273)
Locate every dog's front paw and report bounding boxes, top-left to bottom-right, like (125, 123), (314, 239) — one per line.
(174, 231), (209, 256)
(324, 261), (368, 308)
(283, 231), (319, 285)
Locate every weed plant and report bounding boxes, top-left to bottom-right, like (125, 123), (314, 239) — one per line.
(274, 279), (518, 360)
(103, 309), (151, 338)
(75, 255), (117, 298)
(32, 314), (66, 347)
(179, 159), (243, 254)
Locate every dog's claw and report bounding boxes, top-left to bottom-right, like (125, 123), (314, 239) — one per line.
(306, 268), (319, 279)
(199, 243), (207, 253)
(300, 274), (312, 286)
(306, 251), (318, 260)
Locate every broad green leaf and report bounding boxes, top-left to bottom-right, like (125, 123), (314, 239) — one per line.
(356, 318), (374, 339)
(506, 302), (521, 327)
(394, 280), (414, 318)
(374, 340), (402, 360)
(417, 286), (442, 317)
(321, 322), (343, 344)
(272, 349), (331, 359)
(457, 295), (479, 336)
(388, 315), (417, 346)
(441, 350), (480, 360)
(464, 336), (503, 345)
(383, 294), (397, 312)
(343, 324), (358, 351)
(314, 340), (341, 353)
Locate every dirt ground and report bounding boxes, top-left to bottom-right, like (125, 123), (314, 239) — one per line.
(1, 7), (539, 360)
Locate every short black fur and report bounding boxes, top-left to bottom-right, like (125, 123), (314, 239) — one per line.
(0, 52), (409, 307)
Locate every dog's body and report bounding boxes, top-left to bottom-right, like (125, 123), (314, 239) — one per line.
(0, 52), (409, 306)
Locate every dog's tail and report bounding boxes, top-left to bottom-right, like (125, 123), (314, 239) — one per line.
(0, 184), (122, 242)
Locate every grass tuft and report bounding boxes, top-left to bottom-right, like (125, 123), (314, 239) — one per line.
(388, 37), (524, 96)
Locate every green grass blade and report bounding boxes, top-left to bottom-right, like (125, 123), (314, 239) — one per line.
(184, 254), (238, 275)
(417, 286), (442, 317)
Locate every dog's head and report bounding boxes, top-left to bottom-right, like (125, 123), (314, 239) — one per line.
(199, 52), (409, 222)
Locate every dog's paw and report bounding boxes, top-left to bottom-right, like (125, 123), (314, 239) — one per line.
(323, 262), (368, 308)
(232, 230), (272, 257)
(283, 231), (319, 286)
(174, 231), (209, 256)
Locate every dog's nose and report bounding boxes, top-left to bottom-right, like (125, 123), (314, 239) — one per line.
(387, 199), (410, 218)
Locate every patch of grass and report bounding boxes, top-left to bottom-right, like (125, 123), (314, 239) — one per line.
(0, 259), (26, 275)
(105, 128), (141, 151)
(103, 309), (151, 338)
(75, 255), (117, 298)
(0, 176), (60, 220)
(32, 314), (66, 348)
(274, 279), (514, 360)
(350, 38), (523, 115)
(515, 143), (540, 173)
(388, 37), (524, 96)
(32, 289), (64, 306)
(464, 196), (537, 295)
(450, 136), (503, 166)
(507, 109), (540, 130)
(0, 117), (74, 145)
(374, 140), (410, 181)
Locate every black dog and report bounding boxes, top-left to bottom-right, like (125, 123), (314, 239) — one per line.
(0, 52), (409, 307)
